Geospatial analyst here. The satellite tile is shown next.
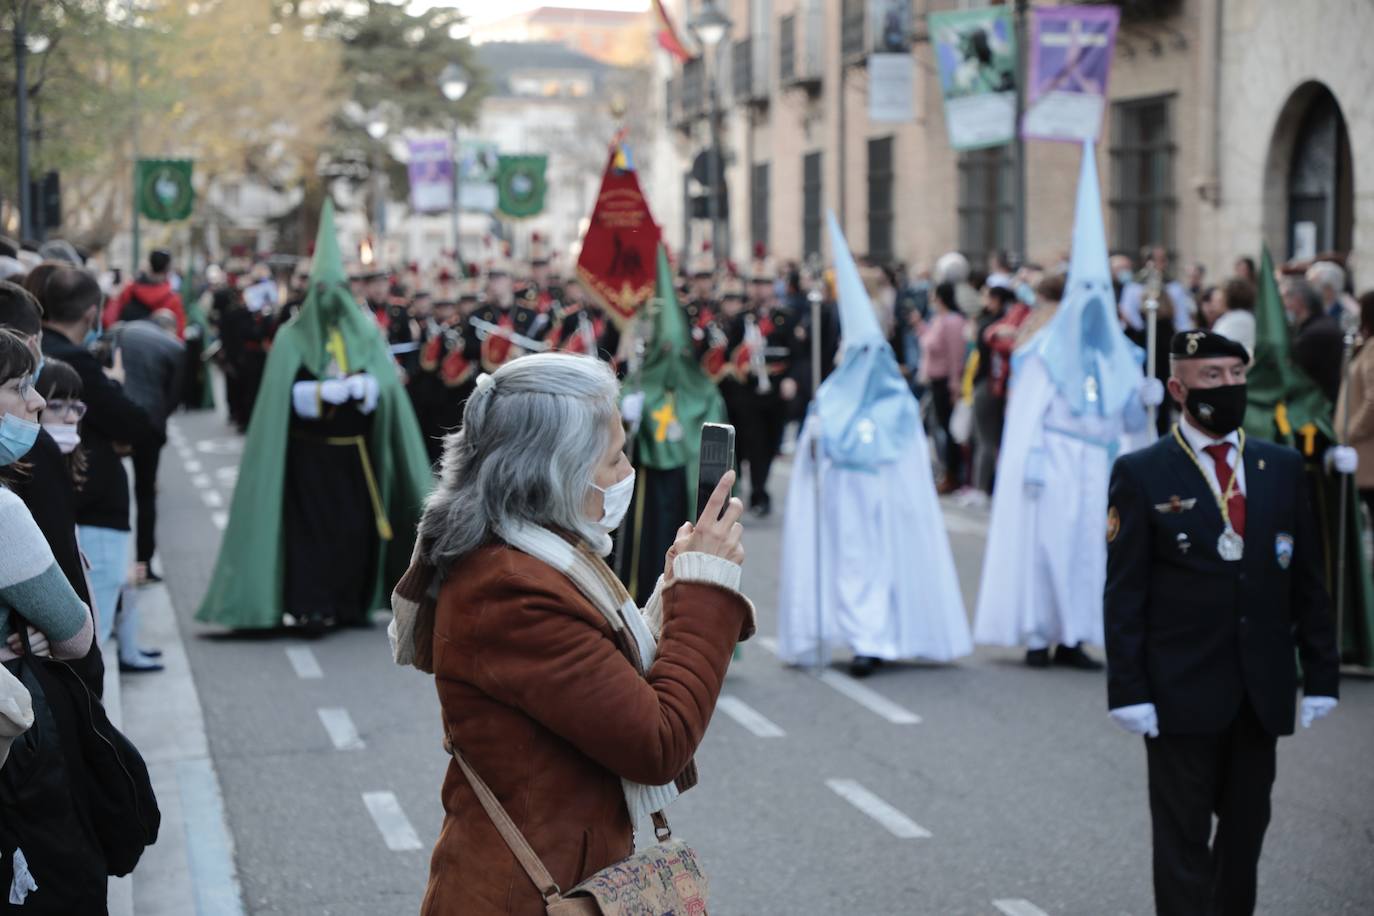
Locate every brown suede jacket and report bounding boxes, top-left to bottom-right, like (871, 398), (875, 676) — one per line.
(421, 544), (751, 915)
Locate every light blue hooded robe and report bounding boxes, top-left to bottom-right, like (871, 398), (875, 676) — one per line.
(778, 214), (972, 665)
(974, 142), (1149, 650)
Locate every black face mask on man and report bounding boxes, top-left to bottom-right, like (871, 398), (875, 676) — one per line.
(1183, 383), (1248, 437)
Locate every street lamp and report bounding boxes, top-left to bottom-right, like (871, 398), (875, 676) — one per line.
(690, 1), (732, 260)
(11, 9), (49, 240)
(365, 111), (389, 248)
(438, 62), (470, 270)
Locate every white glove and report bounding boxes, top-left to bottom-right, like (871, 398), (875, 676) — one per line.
(1325, 445), (1358, 475)
(1301, 695), (1337, 729)
(291, 380), (325, 418)
(621, 391), (645, 426)
(1023, 447), (1047, 499)
(1109, 702), (1160, 738)
(347, 372), (380, 415)
(1139, 377), (1165, 408)
(319, 378), (352, 405)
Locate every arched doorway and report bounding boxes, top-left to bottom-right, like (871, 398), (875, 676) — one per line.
(1264, 82), (1354, 262)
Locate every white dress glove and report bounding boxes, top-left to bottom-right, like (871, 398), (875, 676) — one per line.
(1109, 702), (1160, 738)
(347, 373), (381, 415)
(1139, 377), (1165, 408)
(1023, 446), (1047, 499)
(1325, 445), (1358, 475)
(621, 391), (646, 426)
(319, 378), (352, 405)
(1300, 695), (1337, 728)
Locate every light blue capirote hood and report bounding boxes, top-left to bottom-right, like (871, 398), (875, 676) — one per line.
(1016, 140), (1143, 416)
(814, 212), (919, 469)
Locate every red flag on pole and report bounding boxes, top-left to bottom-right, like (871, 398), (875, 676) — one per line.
(576, 144), (661, 328)
(653, 0), (694, 63)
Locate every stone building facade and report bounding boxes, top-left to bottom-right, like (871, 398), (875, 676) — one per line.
(647, 0), (1369, 285)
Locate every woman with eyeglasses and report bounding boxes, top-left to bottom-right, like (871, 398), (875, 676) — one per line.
(0, 328), (112, 910)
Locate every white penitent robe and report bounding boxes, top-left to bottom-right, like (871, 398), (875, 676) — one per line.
(777, 415), (973, 666)
(973, 354), (1149, 649)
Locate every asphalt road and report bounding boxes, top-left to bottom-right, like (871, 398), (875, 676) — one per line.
(153, 408), (1374, 916)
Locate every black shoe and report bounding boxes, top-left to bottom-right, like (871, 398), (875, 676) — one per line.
(143, 571), (164, 584)
(139, 647), (163, 658)
(1025, 648), (1051, 668)
(848, 655), (882, 678)
(1053, 643), (1105, 671)
(119, 657), (164, 673)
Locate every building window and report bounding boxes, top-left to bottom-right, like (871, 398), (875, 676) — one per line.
(803, 152), (823, 260)
(957, 147), (1013, 268)
(779, 13), (796, 83)
(841, 0), (866, 62)
(751, 162), (770, 252)
(1110, 95), (1176, 257)
(867, 136), (895, 263)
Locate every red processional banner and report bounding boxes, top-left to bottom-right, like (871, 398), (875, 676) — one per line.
(577, 146), (661, 329)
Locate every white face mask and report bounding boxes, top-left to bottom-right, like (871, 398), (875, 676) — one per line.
(591, 470), (635, 532)
(43, 421), (81, 455)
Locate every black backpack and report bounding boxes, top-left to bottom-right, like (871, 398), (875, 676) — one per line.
(0, 620), (160, 879)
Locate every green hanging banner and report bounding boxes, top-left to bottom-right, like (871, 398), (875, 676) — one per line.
(135, 158), (195, 222)
(495, 154), (547, 220)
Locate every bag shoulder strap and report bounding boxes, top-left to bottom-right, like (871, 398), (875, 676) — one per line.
(443, 735), (565, 903)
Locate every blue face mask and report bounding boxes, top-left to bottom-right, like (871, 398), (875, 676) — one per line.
(0, 412), (41, 466)
(32, 352), (44, 380)
(1115, 269), (1134, 286)
(1016, 282), (1036, 306)
(83, 326), (102, 348)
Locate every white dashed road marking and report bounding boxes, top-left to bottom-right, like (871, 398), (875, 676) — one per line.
(818, 671), (922, 724)
(825, 779), (931, 839)
(318, 708), (366, 751)
(190, 473), (211, 489)
(183, 458), (202, 473)
(993, 901), (1051, 916)
(285, 647), (323, 680)
(362, 792), (424, 852)
(210, 511), (228, 531)
(716, 696), (786, 738)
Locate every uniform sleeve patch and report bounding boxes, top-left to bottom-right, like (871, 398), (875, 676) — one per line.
(1107, 506), (1121, 544)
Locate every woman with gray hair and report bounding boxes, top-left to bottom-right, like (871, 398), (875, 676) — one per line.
(407, 352), (752, 916)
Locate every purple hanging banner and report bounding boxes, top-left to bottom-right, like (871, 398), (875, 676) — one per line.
(406, 137), (454, 213)
(1021, 5), (1120, 143)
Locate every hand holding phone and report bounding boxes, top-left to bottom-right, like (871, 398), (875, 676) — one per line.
(696, 423), (736, 521)
(666, 470), (745, 581)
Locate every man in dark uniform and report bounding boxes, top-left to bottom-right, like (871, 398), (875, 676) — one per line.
(464, 258), (552, 373)
(412, 286), (479, 464)
(1105, 330), (1340, 916)
(737, 255), (798, 516)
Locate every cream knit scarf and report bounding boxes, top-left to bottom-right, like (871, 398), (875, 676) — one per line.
(495, 521), (680, 829)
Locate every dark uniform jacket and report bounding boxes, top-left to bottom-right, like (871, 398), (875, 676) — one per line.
(1105, 432), (1340, 737)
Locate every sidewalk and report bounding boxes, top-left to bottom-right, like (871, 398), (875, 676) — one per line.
(112, 580), (245, 915)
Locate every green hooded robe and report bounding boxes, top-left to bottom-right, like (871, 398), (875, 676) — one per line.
(196, 201), (433, 628)
(1243, 247), (1374, 667)
(616, 245), (726, 602)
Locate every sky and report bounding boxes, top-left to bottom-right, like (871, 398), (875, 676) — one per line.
(414, 0), (651, 30)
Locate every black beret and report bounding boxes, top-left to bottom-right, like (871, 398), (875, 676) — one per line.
(1170, 329), (1248, 361)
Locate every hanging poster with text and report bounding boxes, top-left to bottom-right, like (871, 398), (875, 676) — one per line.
(459, 140), (501, 213)
(870, 0), (913, 53)
(928, 7), (1017, 151)
(1021, 5), (1120, 143)
(869, 54), (915, 122)
(406, 138), (454, 213)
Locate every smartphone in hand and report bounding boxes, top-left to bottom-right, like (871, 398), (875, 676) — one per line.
(696, 423), (736, 521)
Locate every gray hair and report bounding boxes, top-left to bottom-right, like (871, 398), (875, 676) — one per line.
(1305, 260), (1345, 295)
(418, 352), (621, 573)
(934, 251), (970, 285)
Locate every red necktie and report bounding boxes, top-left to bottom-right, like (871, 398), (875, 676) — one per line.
(1203, 443), (1246, 537)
